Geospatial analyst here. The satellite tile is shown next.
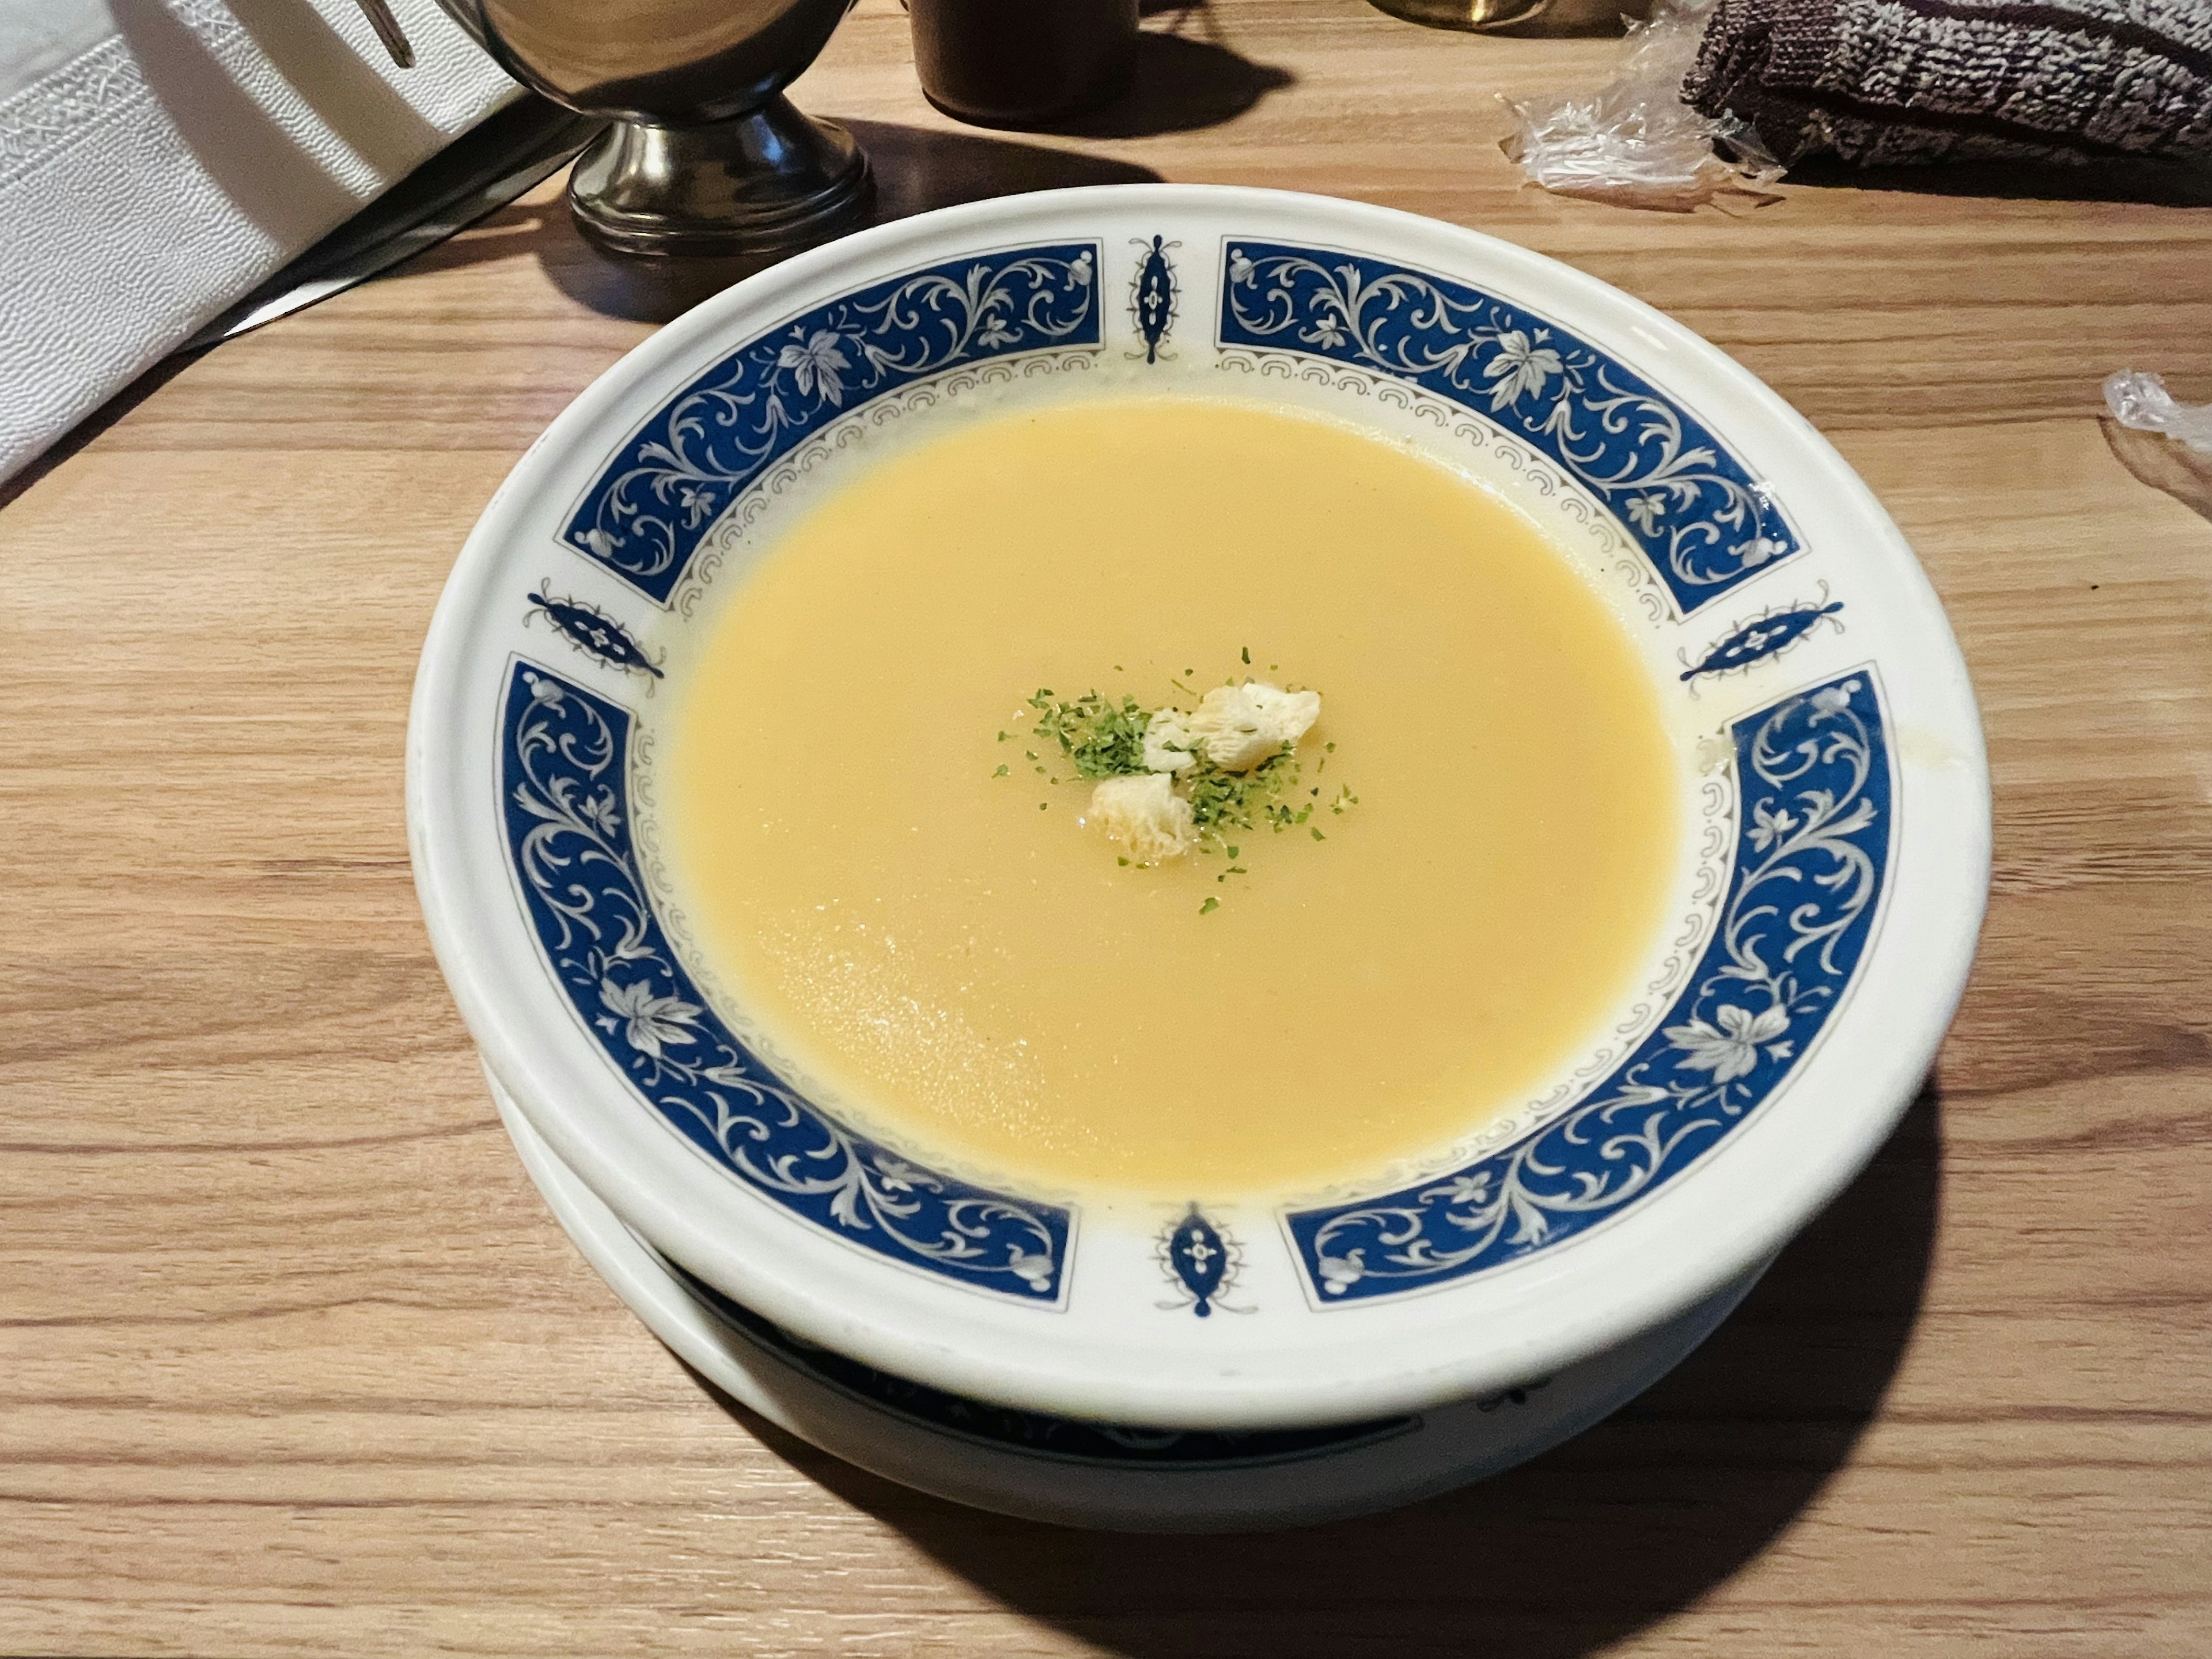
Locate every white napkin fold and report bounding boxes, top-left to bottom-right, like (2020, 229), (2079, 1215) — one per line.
(1, 0), (520, 482)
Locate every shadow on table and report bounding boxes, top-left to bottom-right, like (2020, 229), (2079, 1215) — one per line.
(853, 118), (1165, 224)
(1040, 29), (1295, 141)
(711, 1082), (1942, 1658)
(396, 119), (1164, 324)
(2, 116), (1164, 506)
(1483, 0), (1654, 37)
(0, 349), (206, 512)
(1788, 154), (2212, 209)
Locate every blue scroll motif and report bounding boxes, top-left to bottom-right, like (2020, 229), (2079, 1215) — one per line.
(1131, 235), (1177, 363)
(1219, 243), (1800, 613)
(524, 588), (664, 679)
(562, 244), (1102, 604)
(1288, 672), (1891, 1302)
(1681, 600), (1843, 681)
(501, 662), (1071, 1298)
(1164, 1206), (1233, 1317)
(1476, 1379), (1551, 1412)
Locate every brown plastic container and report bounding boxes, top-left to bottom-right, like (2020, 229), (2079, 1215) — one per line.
(908, 0), (1140, 128)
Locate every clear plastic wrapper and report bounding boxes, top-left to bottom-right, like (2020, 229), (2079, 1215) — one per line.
(2104, 371), (2212, 456)
(1501, 0), (1784, 212)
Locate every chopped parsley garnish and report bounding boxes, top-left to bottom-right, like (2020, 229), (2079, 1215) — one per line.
(1006, 660), (1356, 908)
(1185, 747), (1299, 842)
(1028, 688), (1153, 779)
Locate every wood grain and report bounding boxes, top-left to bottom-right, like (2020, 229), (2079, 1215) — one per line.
(5, 1), (2211, 1652)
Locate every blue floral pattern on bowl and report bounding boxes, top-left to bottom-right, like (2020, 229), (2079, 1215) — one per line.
(661, 1251), (1414, 1468)
(524, 586), (664, 680)
(561, 245), (1101, 605)
(500, 661), (1073, 1298)
(1130, 234), (1177, 363)
(1160, 1206), (1245, 1317)
(411, 185), (1990, 1440)
(1681, 598), (1844, 682)
(1218, 243), (1799, 615)
(1286, 671), (1890, 1301)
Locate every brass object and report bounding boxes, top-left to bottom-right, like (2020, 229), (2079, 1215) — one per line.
(429, 0), (870, 256)
(1365, 0), (1552, 31)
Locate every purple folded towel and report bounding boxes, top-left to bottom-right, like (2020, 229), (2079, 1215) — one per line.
(1684, 0), (2212, 167)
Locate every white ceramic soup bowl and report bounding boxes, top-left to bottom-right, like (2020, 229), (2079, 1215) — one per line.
(409, 184), (1989, 1432)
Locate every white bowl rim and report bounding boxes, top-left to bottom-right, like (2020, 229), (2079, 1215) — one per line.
(409, 183), (1990, 1429)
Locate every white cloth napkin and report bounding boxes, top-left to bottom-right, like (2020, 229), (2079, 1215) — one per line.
(0, 0), (520, 482)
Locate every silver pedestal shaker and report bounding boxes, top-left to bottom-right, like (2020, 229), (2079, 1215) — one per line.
(402, 0), (872, 255)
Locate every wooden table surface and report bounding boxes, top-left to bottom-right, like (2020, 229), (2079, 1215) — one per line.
(6, 1), (2212, 1652)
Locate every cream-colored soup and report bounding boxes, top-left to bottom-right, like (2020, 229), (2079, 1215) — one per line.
(662, 398), (1680, 1201)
